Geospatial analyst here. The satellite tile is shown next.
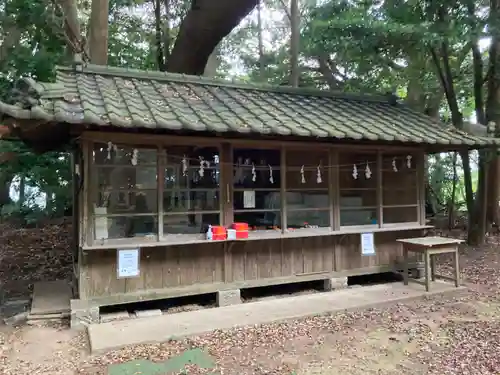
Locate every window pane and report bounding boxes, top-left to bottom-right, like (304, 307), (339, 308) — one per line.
(339, 168), (378, 189)
(383, 206), (418, 224)
(286, 168), (328, 189)
(163, 189), (219, 213)
(286, 210), (330, 228)
(339, 152), (377, 167)
(340, 208), (378, 226)
(94, 215), (157, 240)
(233, 190), (280, 211)
(96, 167), (157, 190)
(93, 190), (157, 215)
(163, 213), (220, 234)
(339, 189), (377, 208)
(164, 166), (219, 189)
(383, 188), (418, 206)
(233, 148), (281, 189)
(286, 191), (329, 209)
(234, 211), (281, 230)
(382, 169), (417, 191)
(382, 152), (417, 171)
(163, 145), (220, 189)
(286, 149), (328, 167)
(93, 144), (157, 165)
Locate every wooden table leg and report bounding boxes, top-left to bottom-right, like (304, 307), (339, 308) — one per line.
(424, 251), (431, 292)
(454, 248), (460, 287)
(403, 247), (409, 286)
(430, 254), (436, 281)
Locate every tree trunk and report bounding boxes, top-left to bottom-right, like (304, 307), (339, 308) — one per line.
(203, 44), (221, 77)
(154, 0), (166, 70)
(448, 152), (458, 229)
(0, 171), (13, 209)
(163, 0), (172, 63)
(58, 0), (82, 58)
(257, 0), (265, 80)
(18, 176), (26, 207)
(88, 0), (109, 65)
(166, 0), (259, 75)
(289, 0), (299, 86)
(485, 1), (500, 226)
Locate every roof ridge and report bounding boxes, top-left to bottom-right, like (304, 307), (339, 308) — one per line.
(55, 64), (393, 104)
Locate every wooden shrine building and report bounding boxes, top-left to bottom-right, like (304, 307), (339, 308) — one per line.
(0, 63), (497, 327)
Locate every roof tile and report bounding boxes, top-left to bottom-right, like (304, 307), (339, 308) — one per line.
(0, 64), (497, 147)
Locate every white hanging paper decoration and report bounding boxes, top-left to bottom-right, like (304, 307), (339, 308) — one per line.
(316, 165), (322, 184)
(75, 164), (80, 176)
(300, 165), (306, 184)
(352, 164), (358, 179)
(107, 141), (113, 159)
(392, 157), (398, 172)
(406, 155), (412, 168)
(198, 156), (205, 177)
(131, 149), (139, 166)
(251, 163), (257, 182)
(269, 165), (274, 184)
(182, 155), (188, 176)
(365, 162), (372, 179)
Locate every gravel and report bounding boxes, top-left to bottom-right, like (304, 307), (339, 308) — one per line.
(1, 223), (500, 374)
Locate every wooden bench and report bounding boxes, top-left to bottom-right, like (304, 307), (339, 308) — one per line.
(396, 236), (463, 292)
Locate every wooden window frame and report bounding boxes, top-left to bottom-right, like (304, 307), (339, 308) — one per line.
(81, 131), (427, 248)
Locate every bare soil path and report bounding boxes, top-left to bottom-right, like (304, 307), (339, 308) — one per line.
(1, 223), (500, 374)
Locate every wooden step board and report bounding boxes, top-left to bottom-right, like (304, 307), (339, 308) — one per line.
(30, 280), (72, 318)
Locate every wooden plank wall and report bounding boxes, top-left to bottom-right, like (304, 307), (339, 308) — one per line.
(79, 229), (423, 300)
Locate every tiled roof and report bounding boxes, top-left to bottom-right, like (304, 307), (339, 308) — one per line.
(0, 64), (496, 147)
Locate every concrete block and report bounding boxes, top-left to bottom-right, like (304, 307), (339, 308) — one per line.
(135, 309), (163, 318)
(323, 277), (348, 291)
(101, 311), (131, 323)
(70, 299), (99, 330)
(216, 289), (241, 307)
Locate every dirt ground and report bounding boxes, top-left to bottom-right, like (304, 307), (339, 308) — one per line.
(1, 225), (500, 374)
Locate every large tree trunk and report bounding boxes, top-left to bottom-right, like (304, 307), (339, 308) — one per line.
(203, 44), (221, 77)
(88, 0), (109, 65)
(58, 0), (83, 58)
(485, 2), (500, 226)
(166, 0), (259, 75)
(257, 0), (265, 80)
(289, 0), (300, 86)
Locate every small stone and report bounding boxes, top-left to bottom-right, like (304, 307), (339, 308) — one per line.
(134, 309), (162, 318)
(100, 311), (131, 323)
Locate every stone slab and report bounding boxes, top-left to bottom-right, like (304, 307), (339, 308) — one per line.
(88, 281), (466, 353)
(216, 289), (241, 307)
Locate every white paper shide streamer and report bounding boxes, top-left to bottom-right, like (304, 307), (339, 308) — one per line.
(406, 155), (412, 168)
(251, 163), (257, 182)
(392, 157), (398, 172)
(300, 165), (306, 184)
(365, 162), (372, 179)
(269, 165), (274, 184)
(107, 141), (113, 159)
(131, 149), (139, 166)
(182, 155), (188, 176)
(316, 164), (322, 184)
(352, 164), (358, 179)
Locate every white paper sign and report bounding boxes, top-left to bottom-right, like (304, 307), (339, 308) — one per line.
(243, 190), (256, 208)
(117, 248), (140, 278)
(361, 233), (375, 256)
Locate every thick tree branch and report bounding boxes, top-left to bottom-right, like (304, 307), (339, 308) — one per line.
(166, 0), (259, 75)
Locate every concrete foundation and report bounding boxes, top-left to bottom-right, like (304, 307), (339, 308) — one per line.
(216, 289), (241, 307)
(70, 299), (99, 330)
(323, 277), (348, 291)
